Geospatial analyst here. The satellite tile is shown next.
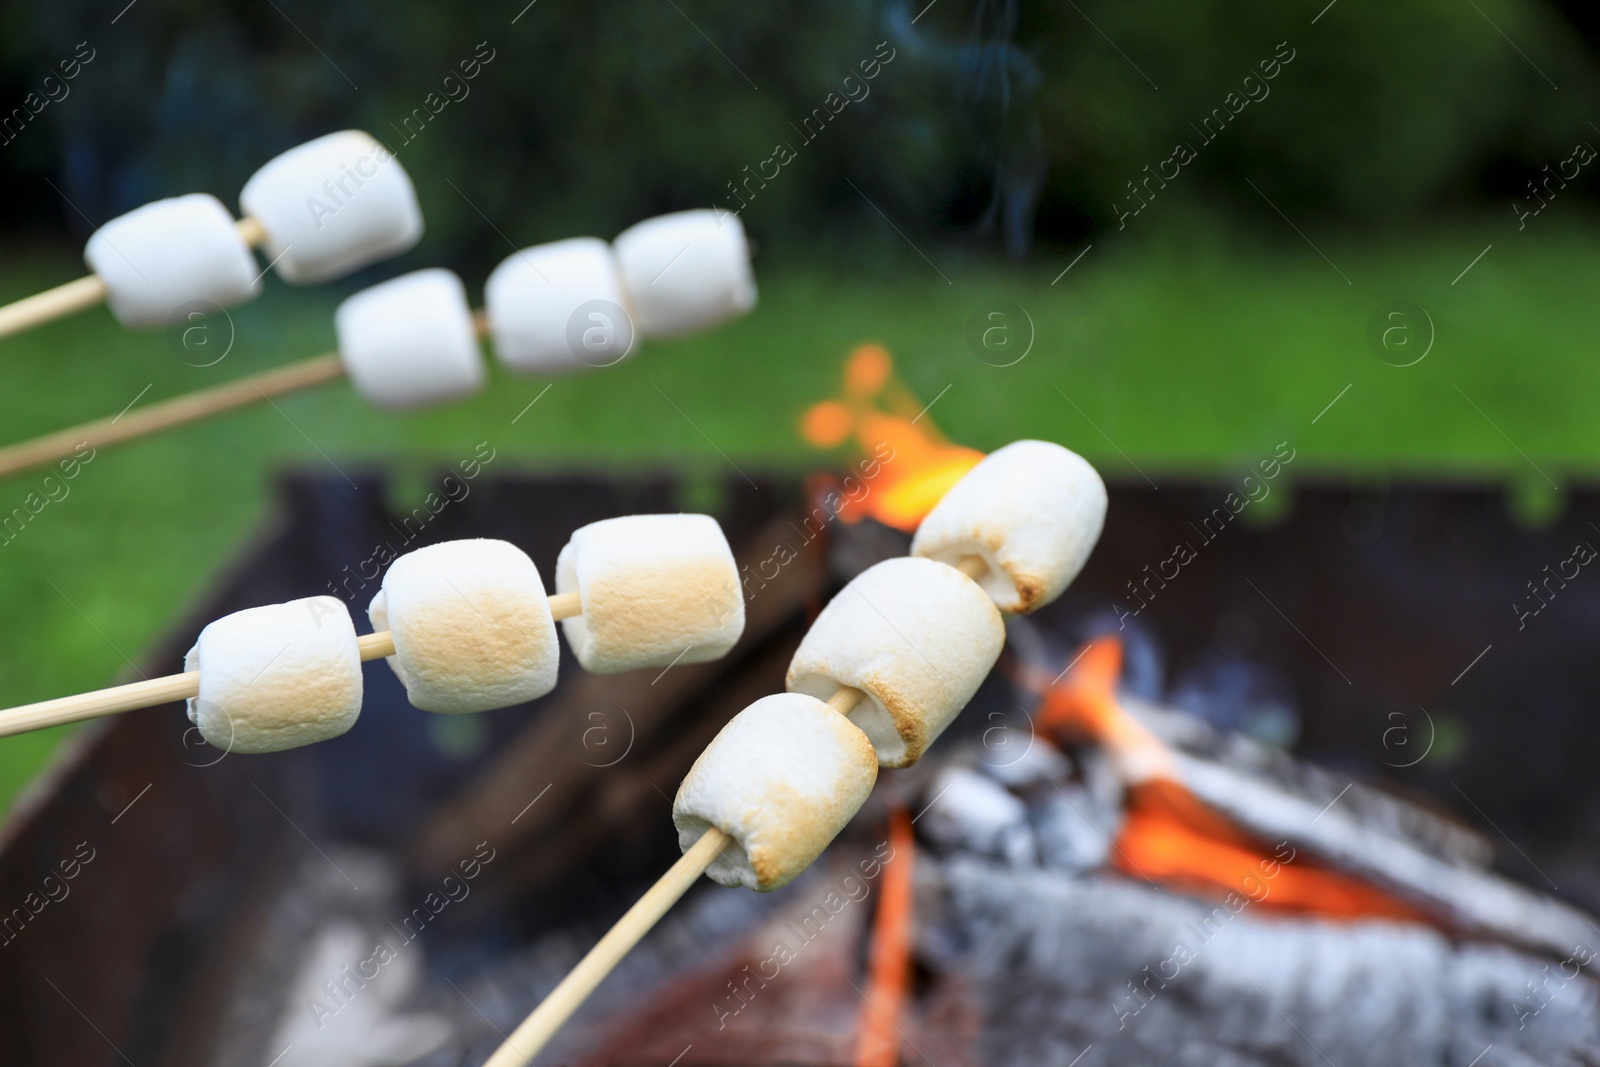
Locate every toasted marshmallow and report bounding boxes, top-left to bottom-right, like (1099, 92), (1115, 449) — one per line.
(674, 693), (877, 891)
(368, 539), (559, 714)
(912, 440), (1106, 614)
(240, 130), (423, 284)
(787, 557), (1003, 768)
(334, 268), (485, 410)
(612, 209), (755, 338)
(555, 513), (744, 674)
(184, 596), (362, 754)
(86, 193), (260, 329)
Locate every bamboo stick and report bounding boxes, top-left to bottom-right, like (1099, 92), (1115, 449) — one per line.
(0, 217), (266, 341)
(0, 590), (584, 738)
(477, 556), (990, 1067)
(0, 355), (346, 481)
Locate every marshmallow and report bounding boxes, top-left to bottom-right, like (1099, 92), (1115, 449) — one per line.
(85, 193), (260, 329)
(368, 539), (559, 714)
(674, 693), (877, 891)
(334, 269), (485, 410)
(555, 513), (744, 674)
(787, 557), (1004, 768)
(485, 237), (636, 375)
(912, 440), (1107, 614)
(184, 596), (362, 754)
(612, 210), (756, 338)
(240, 130), (424, 285)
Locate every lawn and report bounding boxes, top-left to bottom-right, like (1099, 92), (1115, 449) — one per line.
(2, 218), (1597, 811)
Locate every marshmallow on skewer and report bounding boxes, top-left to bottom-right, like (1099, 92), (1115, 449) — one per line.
(485, 237), (635, 375)
(556, 513), (744, 674)
(787, 556), (1004, 768)
(241, 130), (424, 285)
(86, 193), (261, 329)
(334, 268), (485, 410)
(911, 439), (1107, 614)
(674, 693), (877, 891)
(613, 210), (756, 338)
(184, 596), (362, 754)
(368, 539), (559, 714)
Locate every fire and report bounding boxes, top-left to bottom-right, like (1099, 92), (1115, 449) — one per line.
(1038, 637), (1431, 923)
(800, 344), (984, 532)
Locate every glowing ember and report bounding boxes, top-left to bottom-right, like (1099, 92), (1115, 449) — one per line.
(1038, 637), (1432, 923)
(800, 345), (983, 532)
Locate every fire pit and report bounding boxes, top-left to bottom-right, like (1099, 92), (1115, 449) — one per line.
(1, 469), (1597, 1067)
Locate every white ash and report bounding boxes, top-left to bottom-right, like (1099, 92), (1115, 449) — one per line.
(920, 856), (1600, 1067)
(920, 766), (1037, 867)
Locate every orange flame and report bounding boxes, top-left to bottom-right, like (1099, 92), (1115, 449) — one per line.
(800, 345), (983, 532)
(854, 805), (915, 1067)
(1039, 638), (1432, 923)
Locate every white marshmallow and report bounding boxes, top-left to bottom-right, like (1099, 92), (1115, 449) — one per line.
(612, 210), (755, 338)
(240, 130), (423, 285)
(912, 440), (1107, 614)
(485, 237), (636, 375)
(334, 269), (484, 410)
(368, 539), (559, 714)
(787, 557), (1004, 768)
(674, 693), (877, 891)
(555, 513), (744, 674)
(184, 596), (362, 754)
(85, 193), (260, 329)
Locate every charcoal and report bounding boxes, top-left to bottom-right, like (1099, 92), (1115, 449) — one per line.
(921, 767), (1037, 867)
(921, 857), (1600, 1067)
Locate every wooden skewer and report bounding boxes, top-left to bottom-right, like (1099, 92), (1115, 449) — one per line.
(0, 590), (583, 738)
(0, 217), (267, 342)
(0, 310), (494, 483)
(0, 355), (346, 480)
(481, 555), (989, 1067)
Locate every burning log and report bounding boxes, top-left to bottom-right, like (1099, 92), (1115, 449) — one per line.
(1035, 636), (1600, 957)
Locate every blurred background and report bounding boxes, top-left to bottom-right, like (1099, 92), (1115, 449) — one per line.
(5, 1), (1600, 1063)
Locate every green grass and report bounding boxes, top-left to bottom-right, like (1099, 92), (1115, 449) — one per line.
(2, 218), (1598, 812)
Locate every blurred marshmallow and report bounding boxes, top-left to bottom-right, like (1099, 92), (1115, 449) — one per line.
(335, 268), (484, 409)
(241, 130), (423, 284)
(612, 209), (755, 337)
(86, 193), (260, 329)
(485, 237), (635, 374)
